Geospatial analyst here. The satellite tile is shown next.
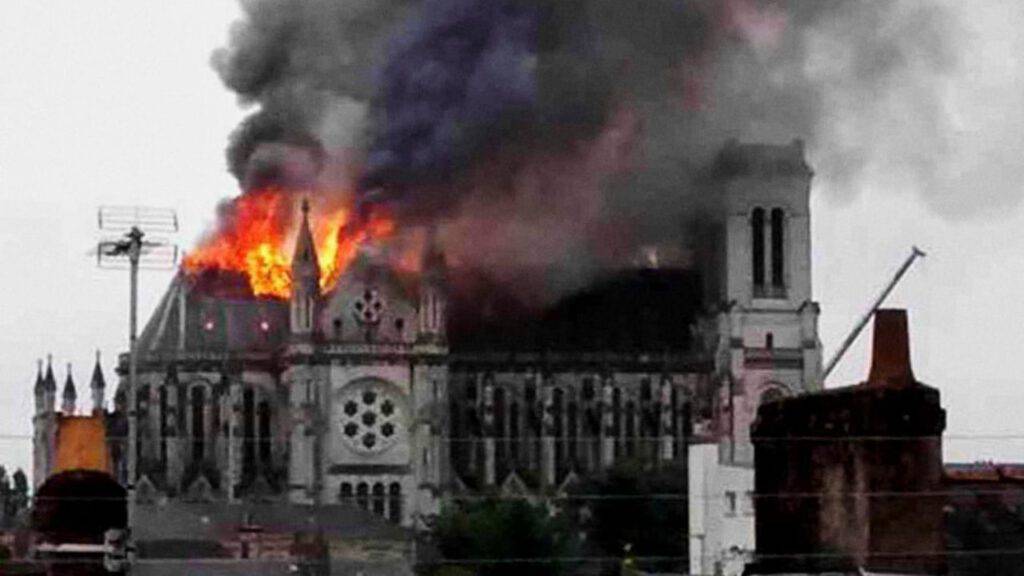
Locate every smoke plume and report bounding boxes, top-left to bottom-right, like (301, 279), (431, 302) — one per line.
(213, 0), (965, 301)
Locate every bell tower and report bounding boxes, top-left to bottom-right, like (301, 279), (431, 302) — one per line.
(290, 199), (320, 338)
(714, 139), (822, 464)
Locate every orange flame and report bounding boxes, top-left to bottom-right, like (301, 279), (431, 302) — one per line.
(183, 189), (395, 299)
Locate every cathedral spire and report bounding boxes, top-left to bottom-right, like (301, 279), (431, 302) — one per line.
(62, 362), (77, 414)
(290, 198), (320, 337)
(292, 198), (320, 283)
(90, 350), (106, 415)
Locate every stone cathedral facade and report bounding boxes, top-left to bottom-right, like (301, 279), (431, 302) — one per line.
(33, 140), (822, 529)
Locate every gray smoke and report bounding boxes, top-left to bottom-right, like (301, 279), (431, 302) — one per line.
(214, 0), (964, 300)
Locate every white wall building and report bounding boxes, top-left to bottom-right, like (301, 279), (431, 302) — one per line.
(689, 443), (755, 576)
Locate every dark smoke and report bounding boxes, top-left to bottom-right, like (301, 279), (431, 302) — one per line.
(213, 0), (418, 186)
(214, 0), (962, 299)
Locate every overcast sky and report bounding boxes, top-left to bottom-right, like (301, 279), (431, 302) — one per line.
(2, 0), (1023, 478)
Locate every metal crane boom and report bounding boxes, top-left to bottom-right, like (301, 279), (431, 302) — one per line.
(822, 246), (926, 382)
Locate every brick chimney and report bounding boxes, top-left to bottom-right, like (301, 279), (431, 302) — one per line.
(866, 309), (916, 388)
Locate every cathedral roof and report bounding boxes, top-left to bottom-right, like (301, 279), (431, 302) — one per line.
(136, 262), (705, 358)
(447, 267), (704, 353)
(136, 271), (290, 355)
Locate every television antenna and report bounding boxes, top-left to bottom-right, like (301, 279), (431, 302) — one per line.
(96, 205), (179, 570)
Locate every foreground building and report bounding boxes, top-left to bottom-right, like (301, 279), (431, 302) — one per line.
(34, 141), (823, 550)
(749, 309), (947, 575)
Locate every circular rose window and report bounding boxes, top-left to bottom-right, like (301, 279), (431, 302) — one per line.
(338, 380), (402, 454)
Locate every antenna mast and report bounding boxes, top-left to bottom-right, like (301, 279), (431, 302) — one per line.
(96, 206), (179, 572)
(822, 246), (926, 383)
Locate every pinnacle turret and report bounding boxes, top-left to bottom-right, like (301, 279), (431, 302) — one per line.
(43, 355), (56, 393)
(33, 359), (44, 395)
(62, 363), (77, 414)
(90, 350), (106, 415)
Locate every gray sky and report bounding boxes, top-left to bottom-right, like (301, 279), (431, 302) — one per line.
(2, 0), (1023, 478)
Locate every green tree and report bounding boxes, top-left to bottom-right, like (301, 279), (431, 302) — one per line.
(427, 498), (572, 576)
(8, 469), (29, 524)
(568, 460), (688, 575)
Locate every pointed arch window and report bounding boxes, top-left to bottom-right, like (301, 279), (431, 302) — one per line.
(751, 208), (766, 291)
(388, 483), (402, 524)
(192, 387), (205, 462)
(771, 208), (785, 290)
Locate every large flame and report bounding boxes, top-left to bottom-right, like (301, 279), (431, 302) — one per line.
(182, 189), (395, 299)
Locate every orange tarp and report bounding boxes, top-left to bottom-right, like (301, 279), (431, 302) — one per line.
(54, 415), (111, 474)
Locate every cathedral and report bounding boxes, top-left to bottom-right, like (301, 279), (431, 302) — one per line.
(33, 139), (822, 529)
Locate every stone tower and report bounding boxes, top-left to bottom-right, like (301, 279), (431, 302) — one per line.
(714, 140), (822, 464)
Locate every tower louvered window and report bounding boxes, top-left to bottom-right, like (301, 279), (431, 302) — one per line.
(752, 208), (766, 292)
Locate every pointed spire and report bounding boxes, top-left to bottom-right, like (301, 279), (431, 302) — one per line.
(62, 362), (77, 415)
(90, 350), (106, 415)
(90, 350), (106, 390)
(292, 198), (320, 274)
(43, 354), (56, 392)
(34, 358), (44, 394)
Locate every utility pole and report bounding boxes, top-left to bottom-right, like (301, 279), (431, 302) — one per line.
(822, 246), (926, 382)
(97, 206), (178, 572)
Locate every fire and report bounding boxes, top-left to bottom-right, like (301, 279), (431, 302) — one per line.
(183, 188), (395, 299)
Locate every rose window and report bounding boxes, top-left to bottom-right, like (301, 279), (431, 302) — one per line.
(338, 381), (402, 454)
(352, 288), (386, 325)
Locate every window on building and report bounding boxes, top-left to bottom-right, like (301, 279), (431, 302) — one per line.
(771, 208), (785, 289)
(743, 491), (755, 516)
(192, 387), (205, 462)
(242, 389), (255, 478)
(258, 401), (272, 465)
(159, 387), (168, 465)
(388, 483), (402, 524)
(339, 482), (353, 503)
(752, 207), (766, 290)
(372, 483), (386, 516)
(765, 332), (774, 350)
(356, 482), (369, 510)
(725, 491), (737, 517)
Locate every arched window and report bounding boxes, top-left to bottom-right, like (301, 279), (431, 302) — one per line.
(625, 401), (636, 457)
(372, 483), (386, 516)
(242, 389), (255, 477)
(771, 208), (785, 289)
(752, 207), (766, 289)
(356, 482), (369, 510)
(509, 401), (520, 468)
(494, 387), (507, 477)
(339, 482), (353, 503)
(159, 387), (168, 465)
(258, 401), (272, 465)
(388, 483), (402, 524)
(192, 387), (205, 462)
